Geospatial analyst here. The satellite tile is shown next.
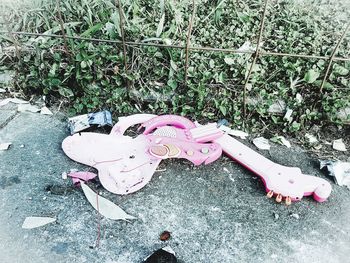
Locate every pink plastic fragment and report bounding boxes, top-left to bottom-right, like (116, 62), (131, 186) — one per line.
(68, 171), (98, 186)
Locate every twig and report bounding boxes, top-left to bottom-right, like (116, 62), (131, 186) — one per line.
(115, 0), (128, 72)
(242, 0), (269, 119)
(184, 0), (196, 87)
(55, 0), (70, 56)
(320, 23), (350, 93)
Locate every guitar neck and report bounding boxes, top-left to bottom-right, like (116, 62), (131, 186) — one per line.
(215, 134), (276, 176)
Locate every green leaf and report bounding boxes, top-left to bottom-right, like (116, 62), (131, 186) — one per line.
(170, 60), (178, 71)
(156, 13), (165, 37)
(80, 23), (103, 37)
(333, 64), (349, 76)
(219, 105), (227, 116)
(304, 69), (320, 83)
(58, 87), (74, 98)
(224, 57), (235, 65)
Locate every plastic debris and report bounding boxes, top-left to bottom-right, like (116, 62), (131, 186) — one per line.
(296, 93), (302, 103)
(228, 129), (249, 139)
(332, 139), (347, 152)
(305, 133), (318, 144)
(68, 110), (113, 134)
(253, 137), (271, 150)
(0, 98), (29, 107)
(271, 136), (291, 148)
(68, 171), (97, 185)
(0, 88), (5, 93)
(284, 109), (293, 123)
(81, 182), (136, 221)
(143, 247), (177, 263)
(0, 142), (11, 150)
(268, 100), (286, 114)
(273, 212), (279, 220)
(320, 160), (350, 189)
(17, 104), (40, 113)
(22, 216), (56, 229)
(40, 106), (53, 115)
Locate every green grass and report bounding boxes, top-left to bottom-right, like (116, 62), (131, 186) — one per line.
(0, 0), (349, 133)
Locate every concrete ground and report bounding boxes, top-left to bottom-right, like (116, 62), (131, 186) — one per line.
(0, 104), (349, 263)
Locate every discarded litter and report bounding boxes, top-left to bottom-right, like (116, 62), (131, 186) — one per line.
(0, 97), (29, 107)
(332, 139), (347, 152)
(62, 114), (332, 204)
(143, 246), (177, 263)
(253, 137), (270, 150)
(22, 216), (56, 229)
(81, 182), (136, 221)
(228, 129), (249, 139)
(0, 143), (11, 150)
(284, 109), (293, 123)
(305, 133), (318, 144)
(0, 88), (5, 93)
(17, 104), (40, 113)
(68, 110), (113, 134)
(160, 231), (171, 241)
(271, 136), (291, 148)
(320, 160), (350, 189)
(40, 106), (53, 115)
(68, 171), (97, 185)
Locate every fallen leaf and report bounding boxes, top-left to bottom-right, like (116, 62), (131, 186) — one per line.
(40, 106), (53, 115)
(0, 98), (29, 106)
(253, 137), (270, 150)
(22, 216), (56, 229)
(81, 182), (136, 221)
(160, 231), (171, 241)
(17, 104), (40, 113)
(333, 139), (347, 152)
(0, 143), (11, 150)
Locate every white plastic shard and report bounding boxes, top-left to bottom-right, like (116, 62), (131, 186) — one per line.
(305, 133), (318, 144)
(253, 137), (270, 150)
(81, 183), (136, 221)
(0, 98), (29, 106)
(0, 88), (5, 93)
(0, 143), (12, 150)
(17, 104), (40, 113)
(22, 216), (56, 229)
(333, 139), (347, 152)
(40, 106), (53, 115)
(272, 136), (291, 148)
(228, 130), (249, 139)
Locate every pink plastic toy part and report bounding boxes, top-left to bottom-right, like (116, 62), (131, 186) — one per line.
(141, 114), (332, 204)
(68, 171), (98, 185)
(62, 132), (161, 195)
(62, 114), (222, 195)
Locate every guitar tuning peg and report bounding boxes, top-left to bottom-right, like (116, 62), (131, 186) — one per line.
(285, 196), (292, 206)
(276, 194), (282, 203)
(266, 190), (274, 198)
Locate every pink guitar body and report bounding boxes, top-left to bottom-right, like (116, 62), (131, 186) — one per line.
(62, 114), (332, 204)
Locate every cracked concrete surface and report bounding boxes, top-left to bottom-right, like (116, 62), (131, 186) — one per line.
(0, 110), (349, 263)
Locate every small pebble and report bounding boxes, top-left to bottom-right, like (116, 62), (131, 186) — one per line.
(290, 213), (300, 219)
(20, 144), (25, 148)
(61, 172), (68, 180)
(274, 212), (279, 220)
(43, 196), (47, 200)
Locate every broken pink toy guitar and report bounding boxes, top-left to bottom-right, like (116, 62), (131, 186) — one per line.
(62, 114), (332, 204)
